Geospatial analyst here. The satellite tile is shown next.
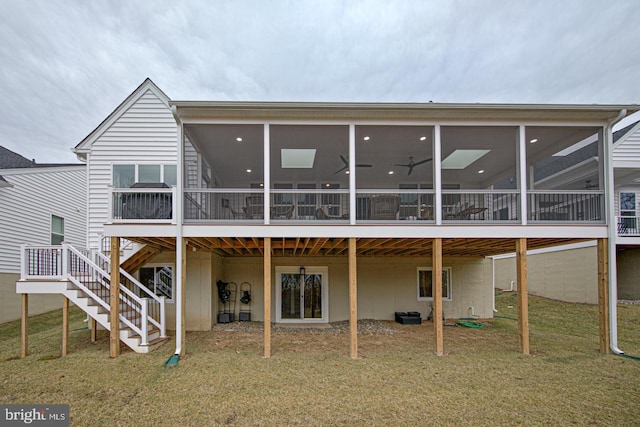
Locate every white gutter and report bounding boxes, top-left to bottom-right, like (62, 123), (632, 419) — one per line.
(171, 106), (184, 358)
(606, 109), (627, 355)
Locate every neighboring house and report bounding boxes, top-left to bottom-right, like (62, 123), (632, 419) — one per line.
(0, 146), (86, 323)
(494, 120), (640, 302)
(16, 78), (638, 358)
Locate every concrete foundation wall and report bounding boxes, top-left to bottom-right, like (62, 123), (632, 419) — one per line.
(494, 246), (598, 304)
(616, 248), (640, 299)
(1, 273), (62, 324)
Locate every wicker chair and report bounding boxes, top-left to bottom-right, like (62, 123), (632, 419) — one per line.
(245, 195), (264, 219)
(370, 195), (401, 220)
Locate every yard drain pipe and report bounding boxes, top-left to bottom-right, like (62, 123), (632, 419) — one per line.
(606, 109), (627, 355)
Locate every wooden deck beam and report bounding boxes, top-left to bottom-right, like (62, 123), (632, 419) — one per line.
(349, 238), (358, 359)
(109, 236), (120, 358)
(264, 237), (272, 358)
(516, 238), (530, 355)
(597, 238), (610, 354)
(433, 238), (444, 356)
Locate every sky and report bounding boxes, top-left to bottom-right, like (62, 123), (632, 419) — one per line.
(1, 0), (639, 164)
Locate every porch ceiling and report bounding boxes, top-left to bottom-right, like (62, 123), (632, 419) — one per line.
(127, 236), (590, 258)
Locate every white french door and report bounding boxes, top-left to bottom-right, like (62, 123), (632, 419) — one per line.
(275, 266), (329, 323)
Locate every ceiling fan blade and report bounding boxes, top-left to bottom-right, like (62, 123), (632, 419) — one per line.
(413, 158), (432, 166)
(394, 163), (411, 168)
(339, 155), (349, 166)
(334, 165), (348, 174)
(356, 164), (373, 168)
(407, 167), (414, 176)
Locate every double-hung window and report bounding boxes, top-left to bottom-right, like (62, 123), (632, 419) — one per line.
(51, 215), (64, 245)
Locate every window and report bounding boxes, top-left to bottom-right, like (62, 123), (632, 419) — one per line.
(139, 266), (174, 301)
(112, 164), (177, 188)
(51, 215), (64, 245)
(417, 267), (452, 301)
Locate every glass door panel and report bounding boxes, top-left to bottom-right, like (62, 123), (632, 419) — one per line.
(280, 273), (301, 319)
(303, 274), (323, 319)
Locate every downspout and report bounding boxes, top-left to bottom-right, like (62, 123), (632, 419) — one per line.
(171, 105), (184, 361)
(606, 109), (627, 355)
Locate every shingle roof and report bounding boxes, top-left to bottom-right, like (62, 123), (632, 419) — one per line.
(613, 120), (640, 143)
(0, 146), (34, 169)
(0, 145), (83, 169)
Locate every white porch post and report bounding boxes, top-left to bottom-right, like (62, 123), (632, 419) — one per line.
(349, 237), (358, 359)
(349, 124), (356, 224)
(264, 124), (270, 224)
(434, 125), (442, 225)
(518, 125), (528, 225)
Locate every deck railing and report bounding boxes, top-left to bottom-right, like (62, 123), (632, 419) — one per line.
(20, 244), (166, 344)
(616, 216), (640, 236)
(109, 187), (176, 223)
(441, 190), (520, 222)
(108, 187), (608, 225)
(528, 191), (604, 223)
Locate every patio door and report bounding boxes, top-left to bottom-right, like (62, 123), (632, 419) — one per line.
(276, 266), (329, 323)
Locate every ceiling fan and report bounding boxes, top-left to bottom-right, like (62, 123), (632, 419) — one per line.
(334, 155), (373, 174)
(394, 156), (432, 176)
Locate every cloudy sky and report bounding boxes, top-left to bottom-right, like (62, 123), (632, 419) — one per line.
(1, 0), (639, 163)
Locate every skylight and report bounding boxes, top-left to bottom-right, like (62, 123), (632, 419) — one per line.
(441, 149), (490, 169)
(281, 149), (316, 168)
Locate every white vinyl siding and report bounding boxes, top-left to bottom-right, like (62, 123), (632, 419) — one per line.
(86, 89), (177, 249)
(0, 167), (86, 273)
(613, 124), (640, 165)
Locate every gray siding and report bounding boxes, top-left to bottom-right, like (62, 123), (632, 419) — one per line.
(0, 167), (86, 273)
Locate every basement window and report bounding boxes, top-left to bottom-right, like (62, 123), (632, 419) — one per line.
(417, 267), (452, 301)
(139, 265), (174, 302)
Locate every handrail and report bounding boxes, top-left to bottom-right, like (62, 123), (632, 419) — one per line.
(22, 244), (164, 344)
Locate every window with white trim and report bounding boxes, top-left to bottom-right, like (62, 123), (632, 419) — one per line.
(417, 267), (452, 301)
(51, 215), (64, 245)
(112, 164), (177, 188)
(139, 265), (174, 301)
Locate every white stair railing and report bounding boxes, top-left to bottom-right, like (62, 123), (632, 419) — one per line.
(20, 244), (165, 346)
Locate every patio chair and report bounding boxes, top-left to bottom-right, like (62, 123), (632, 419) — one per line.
(370, 195), (401, 220)
(315, 205), (349, 220)
(245, 195), (264, 219)
(271, 203), (294, 220)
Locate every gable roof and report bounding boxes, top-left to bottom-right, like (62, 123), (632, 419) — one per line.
(0, 145), (34, 169)
(613, 119), (640, 145)
(73, 78), (171, 158)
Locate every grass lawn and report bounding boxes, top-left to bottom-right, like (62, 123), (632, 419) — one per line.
(1, 293), (638, 426)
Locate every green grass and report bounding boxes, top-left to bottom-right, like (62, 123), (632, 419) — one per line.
(0, 294), (638, 426)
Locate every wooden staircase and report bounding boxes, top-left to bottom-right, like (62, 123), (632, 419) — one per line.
(16, 244), (168, 354)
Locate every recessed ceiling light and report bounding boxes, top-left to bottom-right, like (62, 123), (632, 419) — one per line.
(529, 138), (538, 144)
(246, 169), (252, 173)
(419, 136), (427, 141)
(478, 170), (485, 174)
(259, 183), (264, 187)
(363, 136), (370, 141)
(388, 170), (394, 175)
(325, 183), (331, 188)
(345, 170), (350, 175)
(236, 137), (243, 142)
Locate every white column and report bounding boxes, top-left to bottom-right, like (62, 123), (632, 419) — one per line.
(264, 124), (271, 224)
(434, 125), (442, 225)
(518, 125), (528, 225)
(349, 124), (356, 224)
